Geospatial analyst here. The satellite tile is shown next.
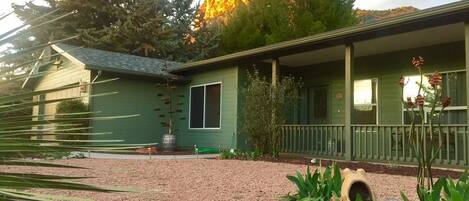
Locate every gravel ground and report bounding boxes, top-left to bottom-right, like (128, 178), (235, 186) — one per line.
(3, 159), (418, 201)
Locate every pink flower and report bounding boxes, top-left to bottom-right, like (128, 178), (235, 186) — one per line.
(406, 97), (414, 108)
(428, 71), (442, 88)
(416, 95), (425, 107)
(442, 97), (451, 109)
(399, 75), (405, 87)
(412, 56), (425, 69)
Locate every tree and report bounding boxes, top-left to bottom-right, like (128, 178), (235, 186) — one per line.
(11, 0), (219, 62)
(220, 0), (358, 54)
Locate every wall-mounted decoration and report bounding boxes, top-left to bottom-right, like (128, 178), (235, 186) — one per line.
(80, 81), (88, 93)
(335, 92), (343, 100)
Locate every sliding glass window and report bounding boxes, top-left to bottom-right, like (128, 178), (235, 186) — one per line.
(190, 83), (222, 129)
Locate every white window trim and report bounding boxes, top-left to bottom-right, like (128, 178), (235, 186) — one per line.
(354, 78), (379, 125)
(188, 82), (223, 130)
(401, 69), (467, 124)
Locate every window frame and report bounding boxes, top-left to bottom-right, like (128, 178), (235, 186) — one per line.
(401, 69), (467, 124)
(188, 82), (223, 130)
(353, 78), (379, 125)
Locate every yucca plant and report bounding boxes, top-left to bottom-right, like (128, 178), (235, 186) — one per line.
(282, 163), (342, 201)
(0, 8), (149, 201)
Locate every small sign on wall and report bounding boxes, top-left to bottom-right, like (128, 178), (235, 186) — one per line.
(80, 81), (88, 93)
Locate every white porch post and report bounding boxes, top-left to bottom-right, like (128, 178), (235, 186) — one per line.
(345, 44), (354, 161)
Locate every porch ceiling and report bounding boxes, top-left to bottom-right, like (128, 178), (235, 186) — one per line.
(277, 22), (465, 67)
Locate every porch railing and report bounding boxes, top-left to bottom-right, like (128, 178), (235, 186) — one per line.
(281, 125), (345, 158)
(280, 124), (468, 166)
(352, 124), (468, 166)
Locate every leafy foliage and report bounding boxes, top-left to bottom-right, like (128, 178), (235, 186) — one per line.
(11, 0), (219, 62)
(401, 171), (469, 201)
(282, 163), (342, 201)
(55, 99), (90, 142)
(443, 172), (469, 201)
(219, 149), (263, 160)
(242, 69), (301, 157)
(220, 0), (358, 54)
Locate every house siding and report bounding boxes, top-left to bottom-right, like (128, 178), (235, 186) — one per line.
(34, 57), (90, 91)
(32, 57), (90, 132)
(89, 72), (166, 144)
(176, 66), (238, 149)
(292, 41), (466, 124)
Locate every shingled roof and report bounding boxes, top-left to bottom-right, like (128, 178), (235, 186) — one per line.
(52, 43), (183, 79)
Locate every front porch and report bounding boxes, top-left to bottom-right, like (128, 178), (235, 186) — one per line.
(280, 124), (468, 166)
(256, 21), (469, 167)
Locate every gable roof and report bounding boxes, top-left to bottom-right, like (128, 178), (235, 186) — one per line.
(174, 0), (469, 73)
(52, 43), (183, 79)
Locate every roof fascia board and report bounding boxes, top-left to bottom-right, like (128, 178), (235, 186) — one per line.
(86, 65), (188, 81)
(50, 44), (86, 68)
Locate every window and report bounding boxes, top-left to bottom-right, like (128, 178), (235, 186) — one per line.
(403, 75), (431, 102)
(354, 79), (378, 124)
(189, 83), (221, 129)
(402, 71), (466, 124)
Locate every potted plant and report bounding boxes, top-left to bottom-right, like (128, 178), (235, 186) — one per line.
(155, 69), (185, 152)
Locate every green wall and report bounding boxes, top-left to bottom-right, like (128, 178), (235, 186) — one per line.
(176, 67), (239, 149)
(90, 72), (166, 144)
(90, 67), (240, 149)
(88, 41), (465, 149)
(291, 41), (466, 124)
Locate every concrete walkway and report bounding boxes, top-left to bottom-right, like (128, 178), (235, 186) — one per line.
(76, 152), (218, 160)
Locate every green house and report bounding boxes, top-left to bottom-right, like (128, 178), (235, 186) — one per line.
(26, 1), (469, 167)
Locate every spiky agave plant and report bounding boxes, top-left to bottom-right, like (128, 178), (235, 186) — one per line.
(0, 9), (149, 201)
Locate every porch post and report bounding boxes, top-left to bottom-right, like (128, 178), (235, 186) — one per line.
(465, 22), (469, 166)
(344, 44), (354, 161)
(465, 22), (469, 129)
(272, 58), (280, 86)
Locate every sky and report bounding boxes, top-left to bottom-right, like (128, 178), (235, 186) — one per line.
(0, 0), (462, 36)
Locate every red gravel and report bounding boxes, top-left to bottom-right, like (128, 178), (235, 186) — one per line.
(3, 159), (421, 201)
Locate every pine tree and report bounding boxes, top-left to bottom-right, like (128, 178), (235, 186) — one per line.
(11, 0), (220, 62)
(220, 0), (358, 54)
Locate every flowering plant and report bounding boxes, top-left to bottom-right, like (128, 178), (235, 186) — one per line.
(400, 57), (451, 201)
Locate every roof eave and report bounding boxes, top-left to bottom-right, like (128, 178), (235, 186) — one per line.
(86, 65), (189, 81)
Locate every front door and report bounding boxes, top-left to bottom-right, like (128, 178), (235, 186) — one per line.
(307, 86), (328, 124)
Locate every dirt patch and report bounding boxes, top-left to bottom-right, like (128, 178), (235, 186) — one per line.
(3, 158), (421, 201)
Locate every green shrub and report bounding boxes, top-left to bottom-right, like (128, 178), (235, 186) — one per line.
(220, 149), (236, 159)
(55, 100), (89, 142)
(219, 149), (263, 160)
(444, 171), (469, 201)
(242, 69), (302, 158)
(282, 163), (342, 201)
(401, 171), (469, 201)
